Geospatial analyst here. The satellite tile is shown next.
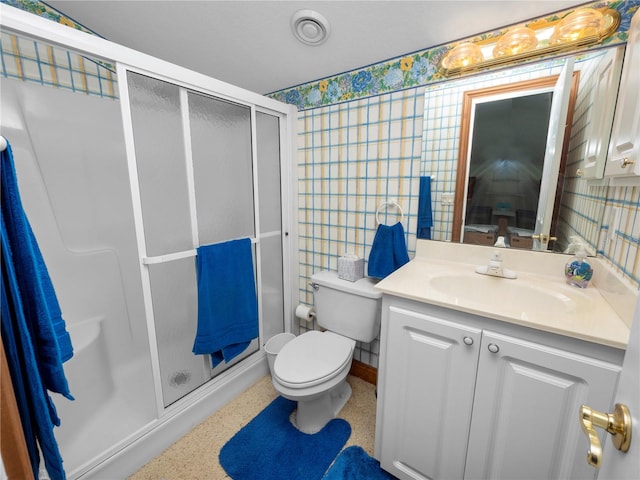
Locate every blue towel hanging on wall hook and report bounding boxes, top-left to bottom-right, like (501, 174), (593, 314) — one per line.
(417, 176), (433, 239)
(1, 139), (73, 480)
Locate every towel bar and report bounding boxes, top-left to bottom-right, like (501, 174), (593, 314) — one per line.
(141, 233), (279, 265)
(376, 200), (404, 225)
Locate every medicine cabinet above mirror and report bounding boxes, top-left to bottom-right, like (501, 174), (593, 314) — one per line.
(421, 45), (625, 254)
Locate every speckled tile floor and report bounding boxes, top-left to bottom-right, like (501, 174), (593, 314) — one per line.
(129, 375), (377, 479)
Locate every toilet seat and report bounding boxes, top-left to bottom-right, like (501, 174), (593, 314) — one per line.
(273, 331), (354, 389)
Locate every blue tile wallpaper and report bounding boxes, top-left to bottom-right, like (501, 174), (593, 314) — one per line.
(4, 0), (639, 370)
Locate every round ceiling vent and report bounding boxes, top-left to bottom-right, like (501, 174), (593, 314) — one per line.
(291, 9), (330, 46)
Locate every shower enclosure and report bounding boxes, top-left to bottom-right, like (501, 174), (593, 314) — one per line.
(0, 6), (295, 478)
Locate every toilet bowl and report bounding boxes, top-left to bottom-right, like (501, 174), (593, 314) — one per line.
(272, 330), (355, 433)
(270, 270), (382, 434)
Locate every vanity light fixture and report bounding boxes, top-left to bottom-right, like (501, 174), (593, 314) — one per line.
(440, 7), (620, 76)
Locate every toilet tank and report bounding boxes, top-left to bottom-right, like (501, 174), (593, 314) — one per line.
(310, 270), (382, 343)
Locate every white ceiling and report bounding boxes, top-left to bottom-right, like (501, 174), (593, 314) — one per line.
(46, 0), (584, 94)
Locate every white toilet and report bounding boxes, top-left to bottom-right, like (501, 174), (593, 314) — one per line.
(271, 270), (382, 433)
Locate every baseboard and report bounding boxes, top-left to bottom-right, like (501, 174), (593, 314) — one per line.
(349, 359), (377, 385)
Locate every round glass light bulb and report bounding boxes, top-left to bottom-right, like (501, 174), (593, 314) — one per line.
(493, 27), (538, 57)
(550, 8), (604, 44)
(445, 43), (484, 69)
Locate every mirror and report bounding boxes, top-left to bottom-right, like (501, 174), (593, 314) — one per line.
(422, 46), (624, 254)
(453, 69), (579, 251)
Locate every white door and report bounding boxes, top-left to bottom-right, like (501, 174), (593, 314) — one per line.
(596, 299), (640, 478)
(534, 57), (574, 250)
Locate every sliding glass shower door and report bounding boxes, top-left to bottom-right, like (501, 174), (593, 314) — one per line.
(255, 111), (285, 344)
(126, 71), (285, 407)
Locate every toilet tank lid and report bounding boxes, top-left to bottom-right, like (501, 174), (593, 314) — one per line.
(311, 270), (382, 299)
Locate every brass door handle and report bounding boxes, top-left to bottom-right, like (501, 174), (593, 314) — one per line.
(621, 157), (635, 169)
(531, 234), (558, 242)
(579, 403), (632, 468)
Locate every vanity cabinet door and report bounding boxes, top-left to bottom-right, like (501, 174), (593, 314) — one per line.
(605, 10), (640, 179)
(464, 330), (621, 480)
(377, 306), (481, 480)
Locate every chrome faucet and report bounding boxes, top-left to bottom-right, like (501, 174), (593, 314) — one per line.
(475, 249), (517, 279)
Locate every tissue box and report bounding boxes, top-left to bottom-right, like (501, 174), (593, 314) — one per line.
(338, 254), (364, 282)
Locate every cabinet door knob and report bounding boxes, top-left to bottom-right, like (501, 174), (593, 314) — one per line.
(487, 343), (500, 353)
(463, 336), (474, 346)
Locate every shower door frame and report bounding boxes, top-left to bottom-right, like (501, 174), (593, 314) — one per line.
(118, 64), (295, 412)
(0, 0), (298, 428)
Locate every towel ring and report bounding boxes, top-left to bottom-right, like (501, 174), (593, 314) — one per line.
(376, 200), (404, 225)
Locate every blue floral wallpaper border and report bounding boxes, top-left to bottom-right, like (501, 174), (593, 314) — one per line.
(1, 0), (117, 72)
(3, 0), (639, 111)
(1, 0), (102, 36)
(269, 0), (640, 110)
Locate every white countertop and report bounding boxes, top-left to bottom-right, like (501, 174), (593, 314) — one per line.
(375, 241), (633, 350)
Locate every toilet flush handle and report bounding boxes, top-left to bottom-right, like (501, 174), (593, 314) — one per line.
(309, 281), (319, 291)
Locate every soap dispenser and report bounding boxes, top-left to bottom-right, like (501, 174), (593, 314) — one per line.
(564, 238), (593, 288)
(494, 236), (507, 248)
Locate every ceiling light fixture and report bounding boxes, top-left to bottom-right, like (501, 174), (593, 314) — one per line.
(291, 10), (330, 46)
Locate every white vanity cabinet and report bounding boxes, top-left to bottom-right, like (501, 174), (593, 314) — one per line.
(605, 10), (640, 180)
(375, 305), (482, 479)
(375, 297), (623, 480)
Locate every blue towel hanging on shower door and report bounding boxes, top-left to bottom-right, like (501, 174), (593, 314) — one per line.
(193, 238), (259, 368)
(1, 140), (72, 480)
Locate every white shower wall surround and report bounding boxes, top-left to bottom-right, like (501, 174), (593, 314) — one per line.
(0, 5), (296, 479)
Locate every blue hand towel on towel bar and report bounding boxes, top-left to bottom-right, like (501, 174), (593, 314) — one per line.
(367, 222), (410, 279)
(193, 238), (259, 368)
(417, 176), (433, 239)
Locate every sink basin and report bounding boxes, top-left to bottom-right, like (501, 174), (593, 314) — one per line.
(428, 274), (581, 317)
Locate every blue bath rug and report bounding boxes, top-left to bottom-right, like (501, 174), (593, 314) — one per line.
(322, 446), (398, 480)
(219, 396), (351, 480)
